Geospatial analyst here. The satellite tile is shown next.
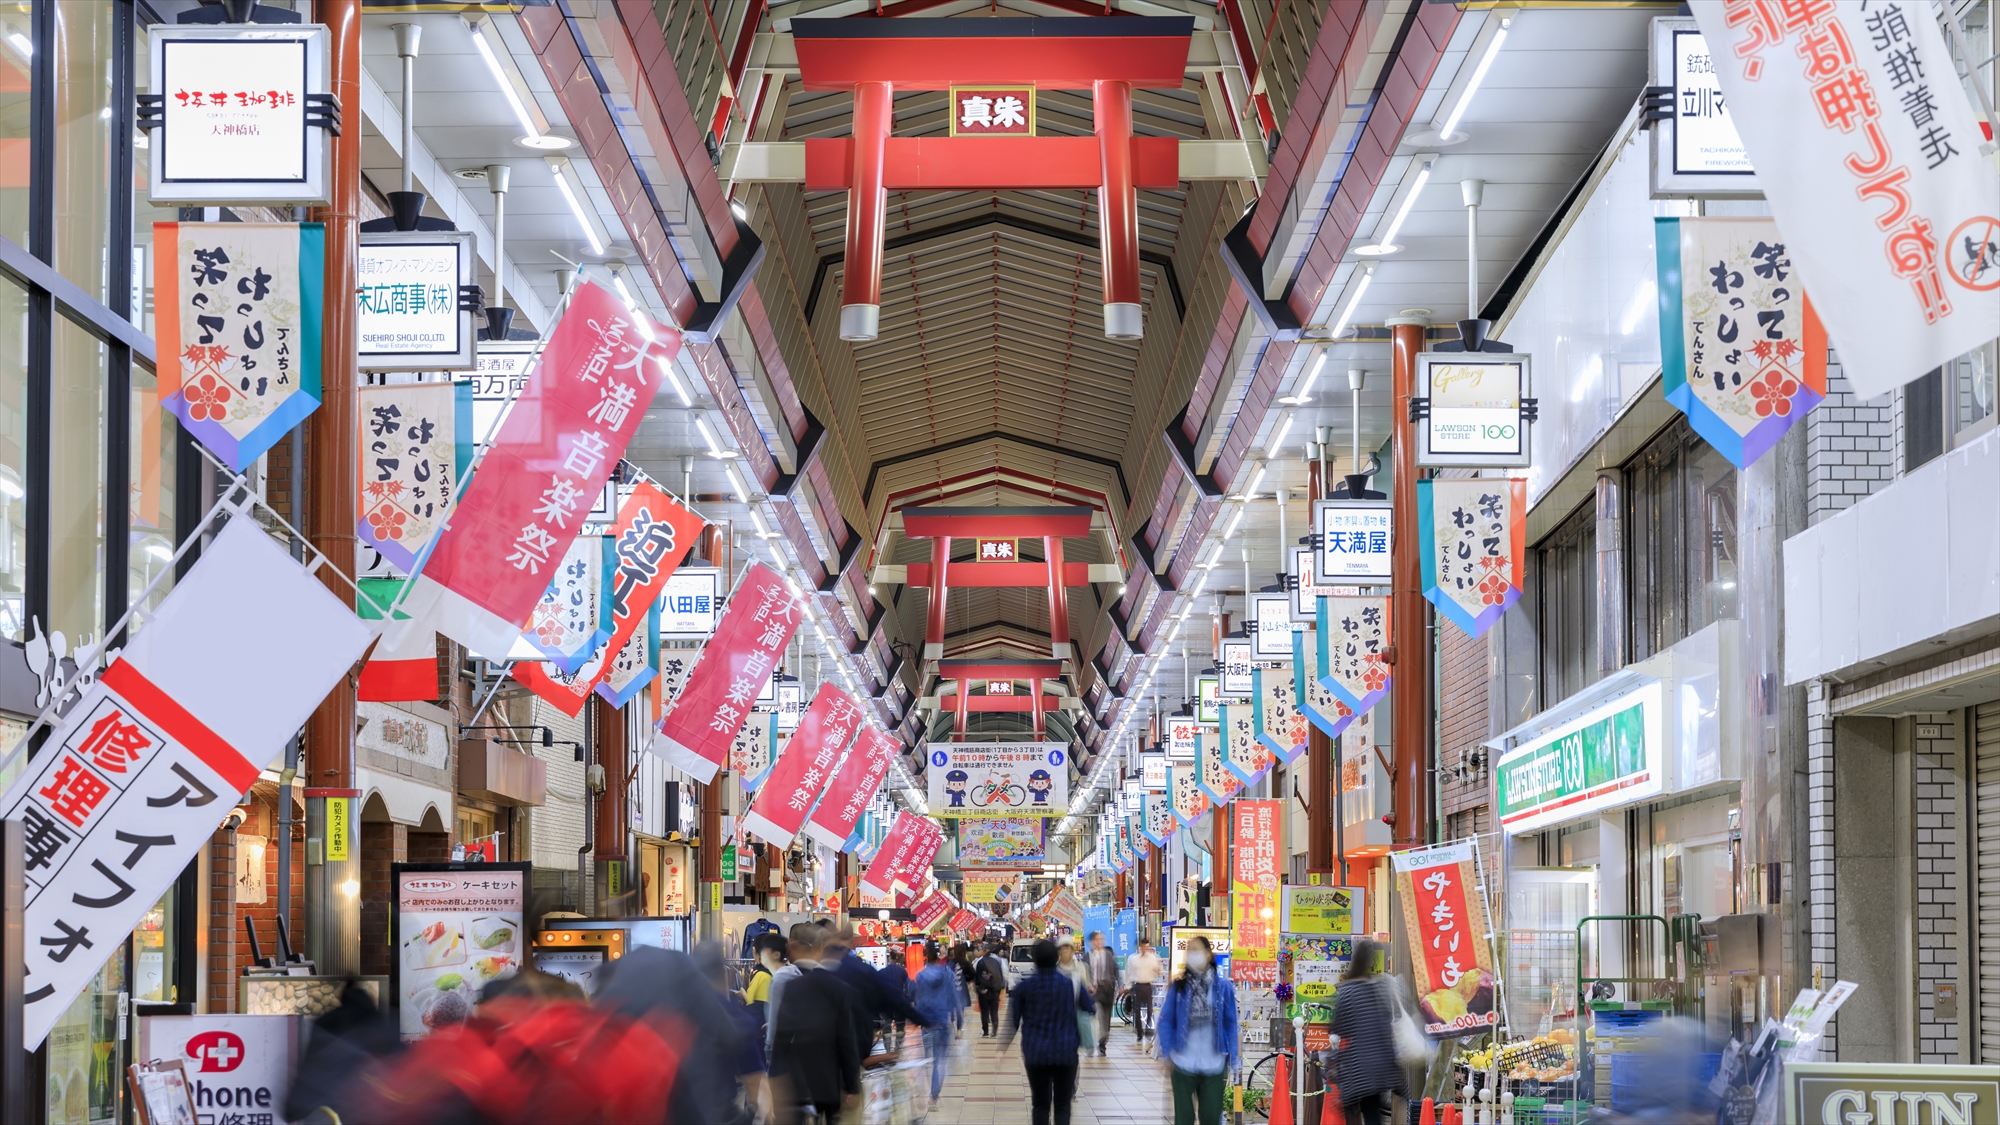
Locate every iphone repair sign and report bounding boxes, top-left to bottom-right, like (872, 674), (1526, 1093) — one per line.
(136, 1014), (298, 1123)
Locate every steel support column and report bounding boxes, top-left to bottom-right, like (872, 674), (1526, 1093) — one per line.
(305, 0), (361, 977)
(1044, 534), (1070, 660)
(1389, 316), (1431, 851)
(926, 535), (950, 660)
(1305, 457), (1334, 875)
(1092, 79), (1141, 340)
(839, 80), (893, 342)
(593, 696), (629, 916)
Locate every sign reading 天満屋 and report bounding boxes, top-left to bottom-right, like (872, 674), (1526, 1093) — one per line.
(147, 24), (330, 205)
(1657, 216), (1828, 468)
(1415, 354), (1533, 468)
(1494, 681), (1665, 835)
(358, 232), (477, 371)
(155, 222), (324, 472)
(1316, 500), (1393, 584)
(927, 742), (1067, 817)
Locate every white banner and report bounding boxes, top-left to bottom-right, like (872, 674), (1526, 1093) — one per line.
(926, 741), (1068, 817)
(4, 517), (375, 1048)
(1691, 0), (2000, 399)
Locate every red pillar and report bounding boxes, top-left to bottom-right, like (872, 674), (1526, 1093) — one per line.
(955, 677), (970, 733)
(1093, 79), (1141, 340)
(926, 535), (950, 660)
(1029, 678), (1042, 739)
(1044, 535), (1070, 660)
(1390, 317), (1432, 850)
(840, 81), (893, 342)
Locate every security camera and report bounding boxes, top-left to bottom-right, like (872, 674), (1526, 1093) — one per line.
(224, 807), (249, 831)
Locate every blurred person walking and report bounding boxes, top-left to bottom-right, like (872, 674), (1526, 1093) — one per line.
(999, 939), (1095, 1125)
(950, 942), (975, 1032)
(1156, 935), (1238, 1125)
(974, 942), (1009, 1037)
(1328, 939), (1407, 1125)
(912, 942), (966, 1109)
(1125, 938), (1162, 1042)
(745, 932), (787, 1039)
(764, 922), (819, 1056)
(1055, 939), (1093, 1054)
(766, 924), (865, 1124)
(1085, 932), (1118, 1057)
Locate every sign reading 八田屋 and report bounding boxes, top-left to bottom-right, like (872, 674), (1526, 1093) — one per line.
(949, 86), (1034, 137)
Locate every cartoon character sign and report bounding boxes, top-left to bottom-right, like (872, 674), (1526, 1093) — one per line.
(1027, 769), (1052, 806)
(925, 742), (1067, 818)
(945, 769), (970, 808)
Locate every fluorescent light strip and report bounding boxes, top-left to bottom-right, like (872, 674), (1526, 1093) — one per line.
(1269, 411), (1297, 453)
(552, 169), (606, 256)
(469, 21), (538, 140)
(1331, 267), (1376, 340)
(1439, 18), (1510, 139)
(658, 356), (693, 407)
(1295, 352), (1327, 400)
(726, 462), (754, 505)
(1221, 507), (1245, 541)
(1242, 463), (1268, 499)
(1375, 162), (1432, 251)
(692, 413), (725, 457)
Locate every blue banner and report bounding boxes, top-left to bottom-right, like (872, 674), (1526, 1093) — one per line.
(1112, 909), (1138, 959)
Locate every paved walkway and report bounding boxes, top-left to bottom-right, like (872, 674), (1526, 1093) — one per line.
(880, 1009), (1178, 1125)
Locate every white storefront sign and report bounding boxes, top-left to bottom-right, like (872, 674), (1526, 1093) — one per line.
(148, 25), (330, 205)
(1166, 716), (1202, 761)
(135, 1014), (299, 1124)
(1649, 18), (1759, 197)
(1416, 353), (1533, 468)
(1316, 500), (1393, 584)
(1252, 593), (1298, 659)
(357, 232), (476, 371)
(1220, 639), (1254, 697)
(660, 568), (721, 636)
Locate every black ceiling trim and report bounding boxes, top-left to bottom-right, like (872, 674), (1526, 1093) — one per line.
(862, 430), (1132, 509)
(791, 16), (1195, 39)
(802, 213), (1186, 323)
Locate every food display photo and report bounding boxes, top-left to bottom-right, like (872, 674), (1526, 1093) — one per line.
(392, 866), (528, 1039)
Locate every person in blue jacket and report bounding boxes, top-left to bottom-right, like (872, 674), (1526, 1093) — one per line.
(1155, 935), (1239, 1125)
(911, 942), (966, 1107)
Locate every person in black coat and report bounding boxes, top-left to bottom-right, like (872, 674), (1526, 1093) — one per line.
(767, 926), (865, 1123)
(1328, 939), (1409, 1125)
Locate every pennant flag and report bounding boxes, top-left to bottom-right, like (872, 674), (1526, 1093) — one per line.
(3, 516), (375, 1048)
(355, 577), (436, 703)
(1656, 217), (1828, 467)
(523, 536), (611, 673)
(595, 597), (659, 708)
(1196, 724), (1242, 806)
(862, 812), (921, 898)
(914, 890), (954, 930)
(1293, 629), (1354, 740)
(728, 711), (778, 791)
(1170, 763), (1209, 828)
(1220, 702), (1274, 787)
(1417, 478), (1526, 638)
(402, 281), (677, 658)
(356, 381), (473, 574)
(1253, 664), (1308, 764)
(1140, 793), (1172, 846)
(1688, 1), (2000, 401)
(652, 562), (801, 784)
(805, 725), (900, 851)
(744, 684), (864, 848)
(894, 819), (945, 894)
(154, 222), (324, 472)
(1317, 595), (1391, 715)
(510, 643), (609, 718)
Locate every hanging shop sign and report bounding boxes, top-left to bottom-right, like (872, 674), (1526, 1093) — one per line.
(595, 598), (660, 708)
(1494, 680), (1665, 835)
(1289, 546), (1355, 624)
(660, 568), (721, 636)
(1689, 1), (2000, 401)
(654, 562), (802, 784)
(949, 85), (1035, 137)
(1167, 926), (1232, 979)
(1230, 800), (1282, 986)
(962, 871), (1020, 905)
(1220, 639), (1254, 697)
(1141, 750), (1168, 790)
(744, 684), (864, 848)
(775, 680), (804, 732)
(805, 725), (900, 850)
(1392, 842), (1498, 1037)
(1196, 723), (1244, 806)
(1417, 477), (1526, 638)
(357, 232), (478, 370)
(1414, 354), (1533, 468)
(1196, 676), (1222, 723)
(728, 711), (777, 792)
(1292, 629), (1355, 740)
(1251, 592), (1298, 659)
(1220, 702), (1274, 786)
(1315, 596), (1391, 716)
(1315, 499), (1393, 584)
(390, 863), (528, 1039)
(469, 343), (536, 440)
(356, 381), (473, 576)
(1170, 763), (1209, 827)
(1166, 716), (1203, 761)
(1281, 885), (1365, 937)
(155, 221), (324, 472)
(926, 741), (1067, 816)
(1657, 216), (1828, 468)
(1141, 791), (1174, 847)
(956, 817), (1045, 868)
(145, 24), (331, 205)
(2, 518), (373, 1049)
(1782, 1064), (2000, 1125)
(1648, 19), (1759, 197)
(1253, 665), (1308, 765)
(402, 282), (677, 660)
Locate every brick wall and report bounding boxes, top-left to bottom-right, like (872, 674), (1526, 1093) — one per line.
(1914, 711), (1962, 1064)
(359, 821), (409, 978)
(1437, 618), (1491, 828)
(1804, 355), (1896, 526)
(206, 829), (235, 1014)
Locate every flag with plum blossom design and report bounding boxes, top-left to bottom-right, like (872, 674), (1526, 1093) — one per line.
(1316, 595), (1391, 716)
(355, 381), (472, 574)
(1417, 478), (1525, 638)
(1292, 629), (1354, 740)
(1253, 664), (1309, 764)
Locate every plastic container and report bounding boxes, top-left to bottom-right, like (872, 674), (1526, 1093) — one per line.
(1592, 1009), (1664, 1035)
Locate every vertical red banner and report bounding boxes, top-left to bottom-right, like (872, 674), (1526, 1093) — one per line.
(805, 725), (900, 851)
(862, 812), (921, 897)
(1392, 841), (1498, 1036)
(743, 683), (864, 847)
(652, 562), (801, 783)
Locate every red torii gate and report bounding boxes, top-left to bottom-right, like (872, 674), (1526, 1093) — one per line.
(791, 16), (1195, 343)
(938, 659), (1066, 736)
(900, 505), (1094, 663)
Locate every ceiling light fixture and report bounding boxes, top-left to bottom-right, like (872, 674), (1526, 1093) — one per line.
(1234, 463), (1267, 501)
(725, 461), (755, 505)
(1221, 506), (1245, 541)
(1353, 158), (1433, 256)
(1269, 411), (1298, 453)
(1281, 351), (1327, 405)
(749, 507), (777, 538)
(469, 19), (539, 142)
(1330, 265), (1378, 340)
(1438, 17), (1511, 141)
(657, 355), (693, 407)
(692, 411), (726, 458)
(549, 163), (606, 257)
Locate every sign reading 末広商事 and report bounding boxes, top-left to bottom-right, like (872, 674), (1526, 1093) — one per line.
(1315, 499), (1392, 585)
(358, 232), (477, 371)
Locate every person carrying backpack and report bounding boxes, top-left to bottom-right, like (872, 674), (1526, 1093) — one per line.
(974, 942), (1009, 1037)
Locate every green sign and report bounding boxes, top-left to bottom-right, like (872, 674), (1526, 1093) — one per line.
(1494, 682), (1660, 835)
(1785, 1063), (2000, 1125)
(720, 844), (737, 882)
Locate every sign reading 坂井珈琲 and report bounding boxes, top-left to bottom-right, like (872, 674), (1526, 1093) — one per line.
(1494, 681), (1664, 835)
(1784, 1064), (2000, 1125)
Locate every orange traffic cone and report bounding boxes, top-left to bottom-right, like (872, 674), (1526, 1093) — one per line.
(1420, 1096), (1437, 1125)
(1270, 1053), (1294, 1125)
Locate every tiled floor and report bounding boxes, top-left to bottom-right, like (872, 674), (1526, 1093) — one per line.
(883, 1010), (1176, 1124)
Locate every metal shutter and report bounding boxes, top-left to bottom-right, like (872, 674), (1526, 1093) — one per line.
(1976, 704), (2000, 1062)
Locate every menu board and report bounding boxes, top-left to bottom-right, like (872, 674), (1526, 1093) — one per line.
(391, 863), (529, 1039)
